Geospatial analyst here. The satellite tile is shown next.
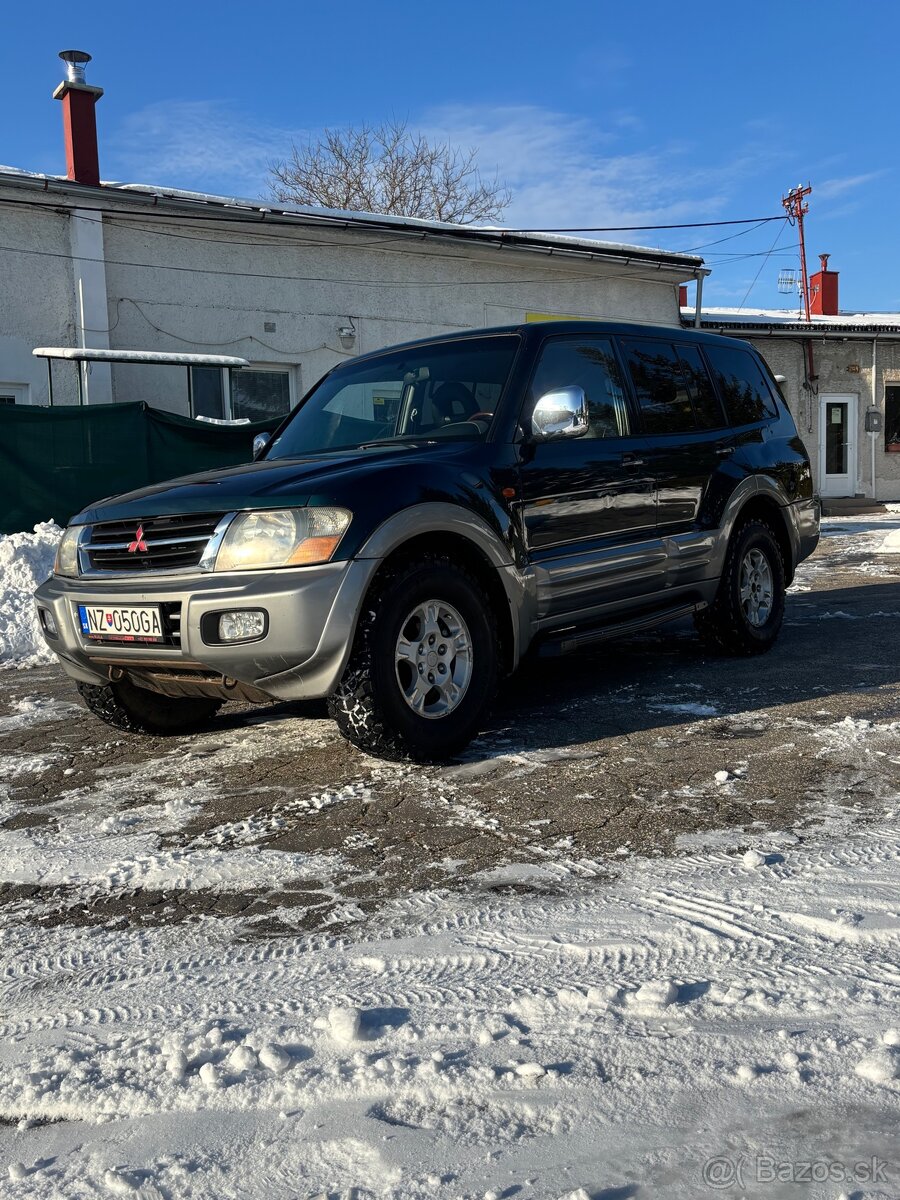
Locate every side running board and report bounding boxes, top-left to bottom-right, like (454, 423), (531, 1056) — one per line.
(538, 601), (708, 657)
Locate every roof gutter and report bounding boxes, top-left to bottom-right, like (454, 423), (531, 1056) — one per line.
(0, 170), (704, 276)
(699, 324), (900, 341)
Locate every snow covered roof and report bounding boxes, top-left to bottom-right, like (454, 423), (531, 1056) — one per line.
(682, 305), (900, 335)
(0, 164), (705, 276)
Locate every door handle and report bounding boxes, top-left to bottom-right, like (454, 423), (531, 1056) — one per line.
(715, 445), (735, 457)
(621, 454), (646, 468)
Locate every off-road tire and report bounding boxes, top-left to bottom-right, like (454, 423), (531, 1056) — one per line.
(327, 554), (500, 761)
(695, 519), (786, 655)
(76, 678), (222, 735)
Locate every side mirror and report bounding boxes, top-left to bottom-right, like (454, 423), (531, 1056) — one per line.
(252, 432), (271, 459)
(531, 386), (589, 440)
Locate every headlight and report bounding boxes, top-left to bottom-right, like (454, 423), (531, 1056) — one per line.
(214, 507), (351, 572)
(54, 526), (82, 577)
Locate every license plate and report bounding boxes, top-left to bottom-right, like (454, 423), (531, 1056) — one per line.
(77, 604), (165, 644)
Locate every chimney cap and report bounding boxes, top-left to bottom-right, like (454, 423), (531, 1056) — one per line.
(58, 49), (92, 84)
(818, 252), (831, 273)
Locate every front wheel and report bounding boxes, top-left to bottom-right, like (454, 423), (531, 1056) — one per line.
(695, 519), (786, 655)
(77, 678), (222, 735)
(328, 555), (500, 761)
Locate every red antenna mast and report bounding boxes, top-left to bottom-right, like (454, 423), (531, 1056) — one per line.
(782, 184), (813, 321)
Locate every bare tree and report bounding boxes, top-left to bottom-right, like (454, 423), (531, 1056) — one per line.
(268, 120), (511, 224)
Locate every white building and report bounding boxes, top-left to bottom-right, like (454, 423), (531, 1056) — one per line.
(685, 272), (900, 503)
(0, 52), (706, 425)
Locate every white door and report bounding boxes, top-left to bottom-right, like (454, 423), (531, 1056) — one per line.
(818, 394), (857, 497)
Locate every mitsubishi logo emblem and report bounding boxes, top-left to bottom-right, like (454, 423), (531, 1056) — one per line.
(127, 525), (148, 553)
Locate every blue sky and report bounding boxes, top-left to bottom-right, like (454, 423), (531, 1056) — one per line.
(3, 0), (897, 310)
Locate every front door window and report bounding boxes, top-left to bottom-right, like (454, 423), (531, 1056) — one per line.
(818, 394), (857, 497)
(825, 402), (849, 476)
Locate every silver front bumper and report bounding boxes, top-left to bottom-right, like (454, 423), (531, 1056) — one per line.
(34, 557), (378, 701)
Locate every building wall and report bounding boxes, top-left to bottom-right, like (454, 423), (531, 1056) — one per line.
(0, 202), (80, 406)
(0, 186), (685, 415)
(745, 334), (900, 502)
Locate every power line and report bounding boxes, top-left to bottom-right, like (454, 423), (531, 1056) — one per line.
(511, 216), (785, 232)
(737, 221), (790, 311)
(0, 198), (427, 258)
(0, 238), (684, 289)
(0, 190), (781, 235)
(5, 199), (795, 268)
(683, 218), (782, 253)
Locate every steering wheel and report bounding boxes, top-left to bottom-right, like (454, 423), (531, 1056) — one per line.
(429, 420), (486, 437)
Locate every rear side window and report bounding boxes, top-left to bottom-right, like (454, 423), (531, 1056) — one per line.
(704, 345), (778, 426)
(676, 344), (726, 429)
(529, 337), (629, 438)
(620, 339), (696, 434)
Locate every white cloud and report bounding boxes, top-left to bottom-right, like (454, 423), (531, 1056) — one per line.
(105, 100), (302, 197)
(105, 98), (776, 232)
(422, 104), (771, 234)
(816, 171), (885, 200)
(102, 98), (785, 261)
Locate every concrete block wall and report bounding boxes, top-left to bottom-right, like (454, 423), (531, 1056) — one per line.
(740, 335), (900, 502)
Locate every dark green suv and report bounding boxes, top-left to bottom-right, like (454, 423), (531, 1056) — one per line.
(35, 321), (820, 760)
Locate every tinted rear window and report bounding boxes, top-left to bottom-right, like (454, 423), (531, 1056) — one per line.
(621, 338), (697, 434)
(704, 345), (778, 426)
(676, 344), (726, 429)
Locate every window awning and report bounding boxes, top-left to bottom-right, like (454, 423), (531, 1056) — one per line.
(33, 347), (249, 367)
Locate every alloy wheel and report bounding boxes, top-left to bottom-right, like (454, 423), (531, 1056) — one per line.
(394, 599), (473, 719)
(740, 548), (773, 628)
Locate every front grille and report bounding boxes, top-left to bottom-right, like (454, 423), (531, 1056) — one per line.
(85, 513), (224, 573)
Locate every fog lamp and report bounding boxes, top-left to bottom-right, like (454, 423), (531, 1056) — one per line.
(39, 608), (59, 638)
(218, 610), (266, 642)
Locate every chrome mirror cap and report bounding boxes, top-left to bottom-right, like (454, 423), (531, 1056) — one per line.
(531, 386), (589, 440)
(252, 432), (272, 459)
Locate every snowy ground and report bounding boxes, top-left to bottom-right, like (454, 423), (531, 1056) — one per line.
(1, 518), (900, 1198)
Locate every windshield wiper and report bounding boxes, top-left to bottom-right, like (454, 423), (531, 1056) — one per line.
(357, 437), (429, 450)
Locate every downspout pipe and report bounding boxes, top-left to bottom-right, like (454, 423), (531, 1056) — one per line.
(693, 271), (705, 328)
(872, 335), (878, 500)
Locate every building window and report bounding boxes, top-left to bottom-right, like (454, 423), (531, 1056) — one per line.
(189, 367), (226, 420)
(885, 385), (900, 450)
(231, 370), (291, 422)
(0, 383), (28, 406)
(189, 366), (293, 423)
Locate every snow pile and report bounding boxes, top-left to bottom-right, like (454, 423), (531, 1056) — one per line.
(0, 521), (61, 669)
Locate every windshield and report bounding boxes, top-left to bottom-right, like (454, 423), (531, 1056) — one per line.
(265, 335), (519, 459)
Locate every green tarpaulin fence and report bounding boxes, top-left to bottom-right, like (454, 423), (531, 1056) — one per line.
(0, 402), (270, 534)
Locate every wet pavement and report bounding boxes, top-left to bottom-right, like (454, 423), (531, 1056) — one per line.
(2, 518), (899, 934)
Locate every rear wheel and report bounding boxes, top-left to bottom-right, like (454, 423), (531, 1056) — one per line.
(328, 554), (499, 761)
(695, 519), (786, 655)
(76, 678), (222, 735)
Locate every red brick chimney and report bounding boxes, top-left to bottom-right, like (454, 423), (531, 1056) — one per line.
(53, 50), (103, 187)
(809, 253), (839, 316)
